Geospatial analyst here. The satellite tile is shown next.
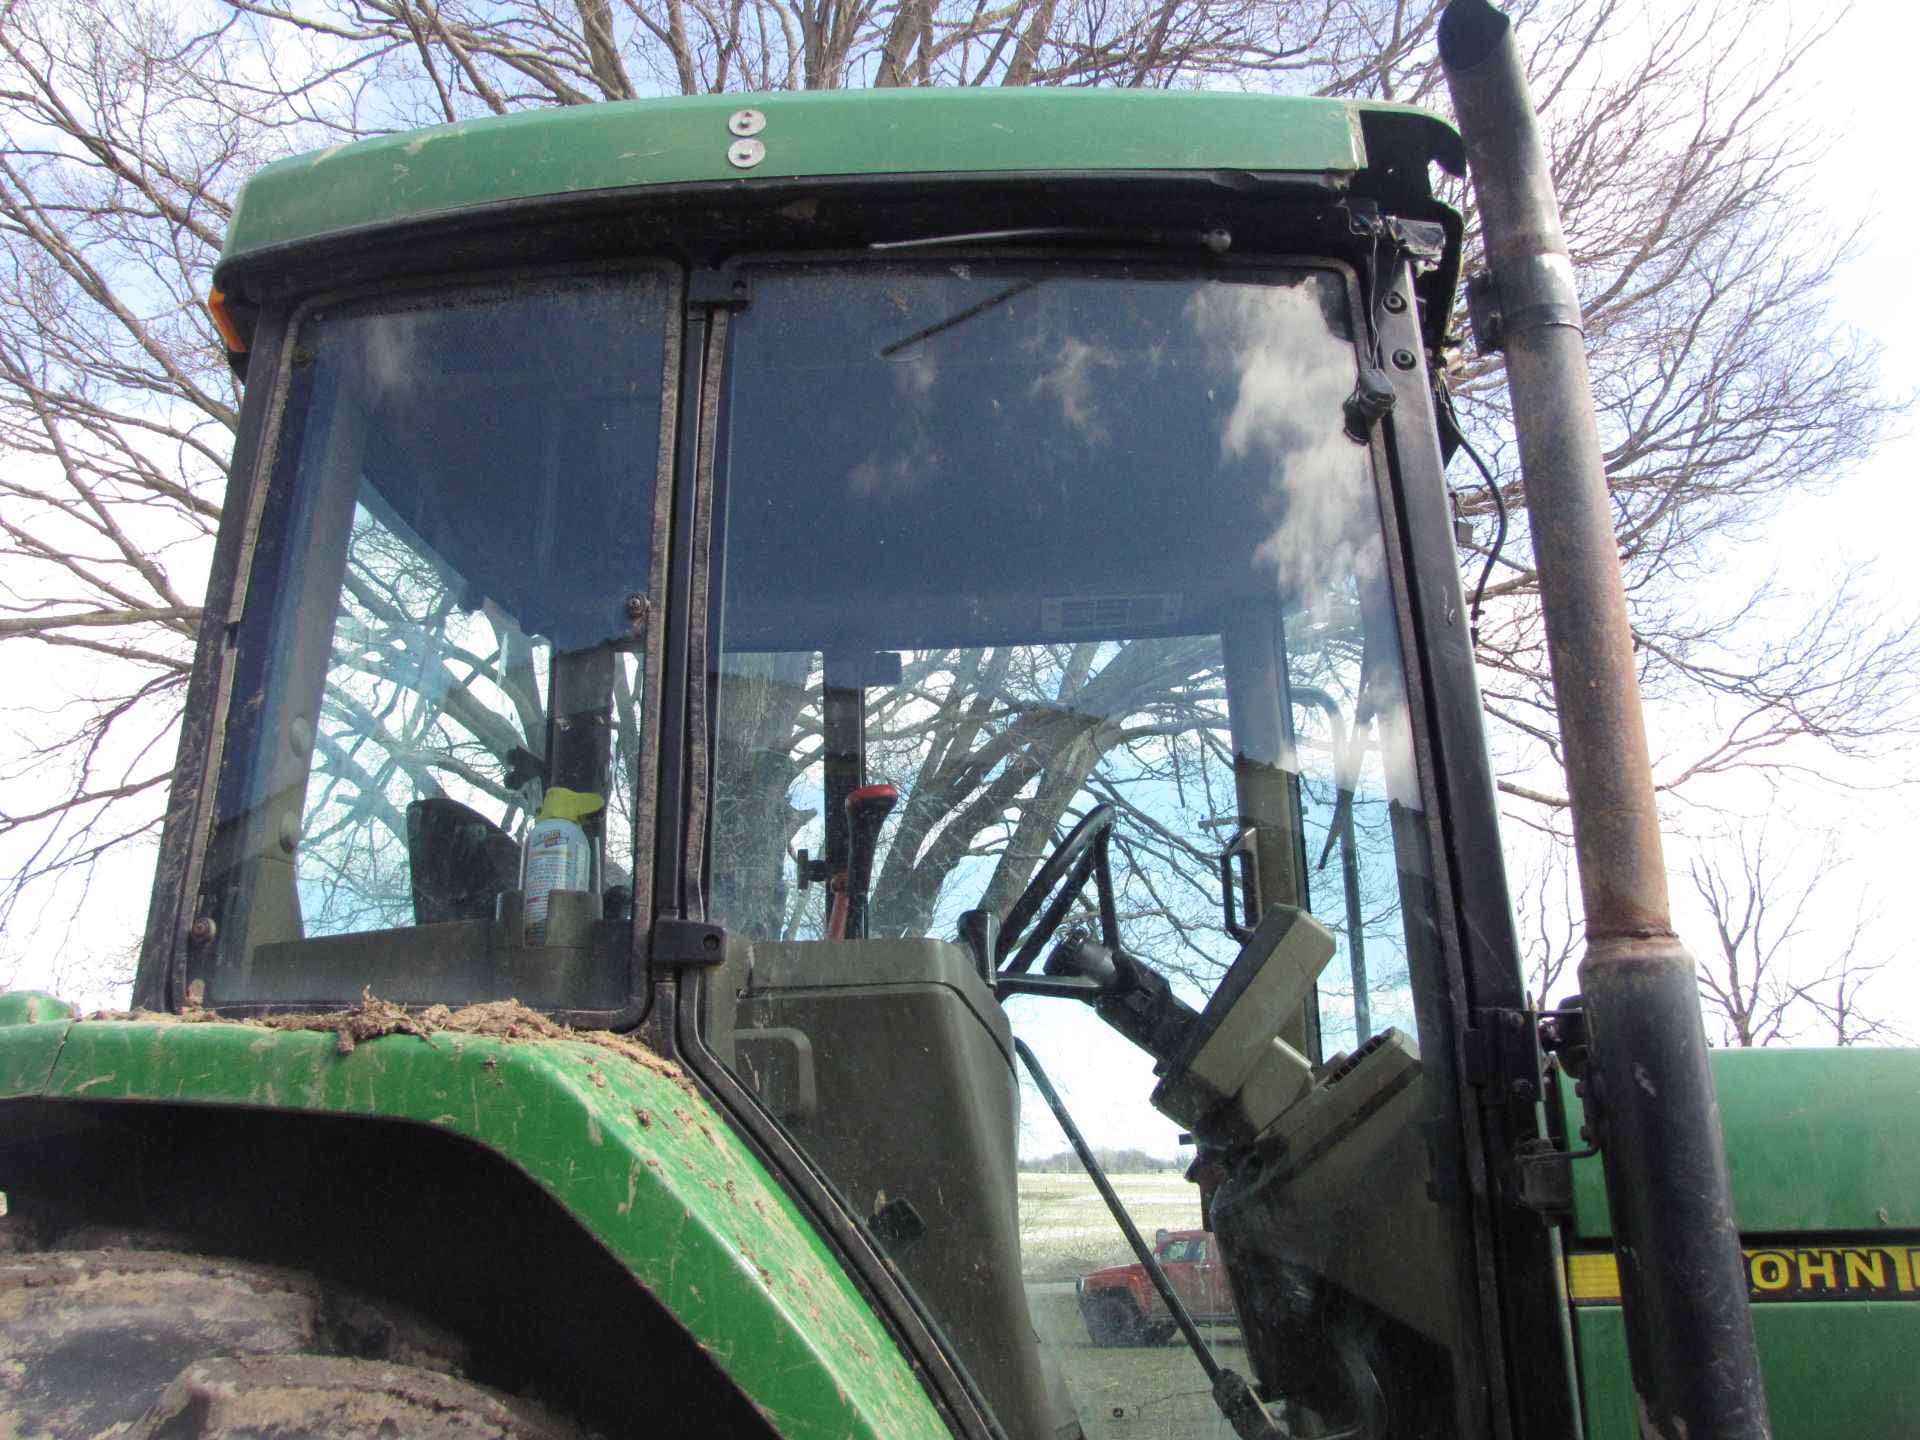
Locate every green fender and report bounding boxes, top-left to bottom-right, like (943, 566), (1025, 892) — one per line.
(0, 998), (947, 1440)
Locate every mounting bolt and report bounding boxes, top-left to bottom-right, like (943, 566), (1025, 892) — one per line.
(189, 916), (217, 945)
(623, 592), (651, 626)
(728, 138), (766, 169)
(1384, 291), (1408, 313)
(728, 108), (766, 137)
(1391, 348), (1418, 370)
(702, 932), (721, 953)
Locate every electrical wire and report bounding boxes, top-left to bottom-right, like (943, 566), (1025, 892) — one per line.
(1437, 385), (1508, 649)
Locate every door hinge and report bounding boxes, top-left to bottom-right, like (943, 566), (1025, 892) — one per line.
(1463, 1005), (1544, 1105)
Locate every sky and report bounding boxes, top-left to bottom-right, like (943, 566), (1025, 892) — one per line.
(1802, 3), (1920, 709)
(1648, 0), (1920, 1025)
(1782, 1), (1919, 648)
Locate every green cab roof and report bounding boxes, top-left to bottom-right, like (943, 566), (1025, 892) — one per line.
(220, 88), (1455, 268)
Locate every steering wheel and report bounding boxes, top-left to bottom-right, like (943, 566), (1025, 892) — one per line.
(995, 804), (1121, 975)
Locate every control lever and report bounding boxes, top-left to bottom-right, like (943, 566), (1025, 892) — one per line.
(829, 783), (898, 940)
(1045, 929), (1200, 1065)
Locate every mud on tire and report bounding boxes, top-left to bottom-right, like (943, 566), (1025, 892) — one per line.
(131, 1356), (583, 1439)
(0, 1246), (581, 1438)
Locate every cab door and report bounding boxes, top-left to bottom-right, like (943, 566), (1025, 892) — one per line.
(1157, 1237), (1208, 1316)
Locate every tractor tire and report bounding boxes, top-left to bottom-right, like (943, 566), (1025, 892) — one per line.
(0, 1246), (578, 1439)
(130, 1356), (582, 1439)
(1081, 1292), (1143, 1348)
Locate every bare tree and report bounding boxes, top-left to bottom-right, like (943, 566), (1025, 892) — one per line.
(1686, 821), (1900, 1047)
(0, 0), (258, 938)
(0, 0), (1911, 1021)
(1440, 3), (1914, 825)
(1509, 840), (1582, 1010)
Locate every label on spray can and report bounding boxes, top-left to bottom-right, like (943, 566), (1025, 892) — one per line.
(522, 787), (603, 944)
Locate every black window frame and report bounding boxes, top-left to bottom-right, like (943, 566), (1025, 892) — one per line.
(164, 260), (684, 1029)
(676, 245), (1512, 1440)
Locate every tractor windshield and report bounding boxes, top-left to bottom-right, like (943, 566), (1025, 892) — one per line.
(194, 271), (674, 1011)
(706, 263), (1484, 1438)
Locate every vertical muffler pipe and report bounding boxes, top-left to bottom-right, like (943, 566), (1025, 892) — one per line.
(1438, 3), (1771, 1437)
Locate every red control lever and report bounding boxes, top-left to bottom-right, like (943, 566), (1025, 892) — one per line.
(828, 783), (898, 940)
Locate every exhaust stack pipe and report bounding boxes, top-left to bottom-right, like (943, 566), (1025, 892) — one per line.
(1439, 3), (1771, 1437)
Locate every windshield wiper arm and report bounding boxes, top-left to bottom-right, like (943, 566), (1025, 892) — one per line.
(876, 226), (1235, 355)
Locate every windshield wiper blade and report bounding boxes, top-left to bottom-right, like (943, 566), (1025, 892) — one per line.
(870, 225), (1231, 254)
(879, 279), (1039, 357)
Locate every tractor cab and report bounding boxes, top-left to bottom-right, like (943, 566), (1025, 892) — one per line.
(156, 89), (1555, 1440)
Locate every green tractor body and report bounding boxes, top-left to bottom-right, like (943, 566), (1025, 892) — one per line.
(1559, 1048), (1920, 1439)
(0, 74), (1913, 1440)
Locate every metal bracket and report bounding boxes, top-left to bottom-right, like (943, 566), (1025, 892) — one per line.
(1514, 1137), (1583, 1221)
(1466, 268), (1504, 353)
(1466, 255), (1584, 357)
(1537, 997), (1589, 1080)
(1345, 205), (1450, 271)
(688, 269), (753, 311)
(1463, 1005), (1544, 1105)
(1468, 1002), (1599, 1218)
(650, 917), (732, 967)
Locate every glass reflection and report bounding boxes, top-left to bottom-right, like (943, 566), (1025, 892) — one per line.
(200, 275), (668, 1009)
(708, 264), (1474, 1439)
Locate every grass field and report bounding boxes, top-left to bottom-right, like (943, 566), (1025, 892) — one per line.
(1017, 1171), (1205, 1282)
(1017, 1171), (1246, 1439)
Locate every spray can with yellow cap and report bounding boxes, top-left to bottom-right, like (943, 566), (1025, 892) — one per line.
(521, 786), (603, 944)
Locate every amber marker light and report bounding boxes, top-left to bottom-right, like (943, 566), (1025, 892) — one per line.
(205, 288), (248, 353)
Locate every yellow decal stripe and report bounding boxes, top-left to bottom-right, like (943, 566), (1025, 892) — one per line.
(1568, 1243), (1920, 1305)
(1566, 1251), (1621, 1303)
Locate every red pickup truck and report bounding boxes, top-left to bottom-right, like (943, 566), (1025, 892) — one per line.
(1075, 1229), (1238, 1347)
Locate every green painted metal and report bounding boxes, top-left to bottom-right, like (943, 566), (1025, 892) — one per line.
(1574, 1301), (1920, 1439)
(1566, 1047), (1920, 1238)
(0, 991), (78, 1028)
(218, 89), (1434, 268)
(0, 1017), (946, 1440)
(0, 996), (73, 1099)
